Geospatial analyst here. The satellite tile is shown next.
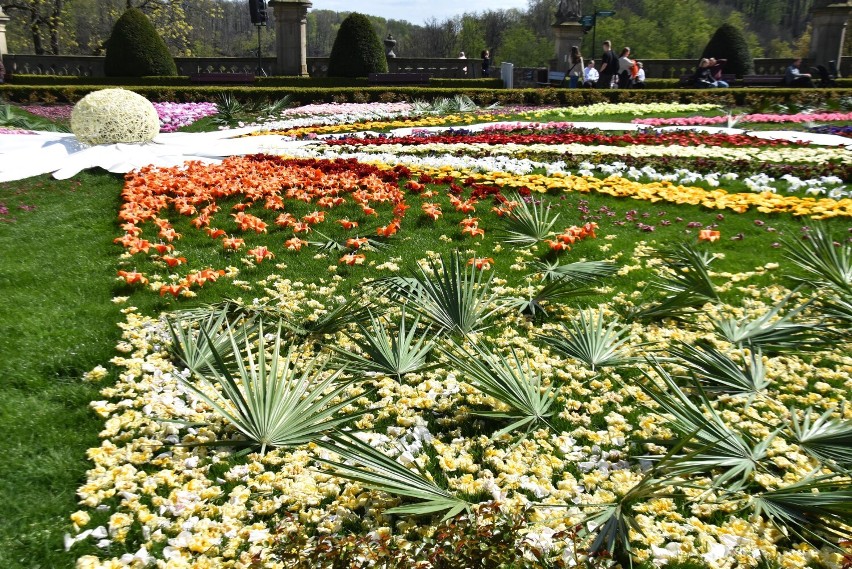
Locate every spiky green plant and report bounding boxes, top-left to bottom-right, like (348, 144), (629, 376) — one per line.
(711, 292), (830, 354)
(497, 193), (560, 247)
(288, 296), (375, 338)
(177, 320), (364, 454)
(789, 407), (852, 468)
(536, 309), (637, 371)
(531, 259), (619, 284)
(213, 93), (244, 126)
(316, 431), (471, 519)
(639, 359), (775, 489)
(784, 224), (852, 295)
(333, 308), (440, 380)
(750, 474), (852, 548)
(669, 341), (770, 400)
(652, 242), (720, 302)
(441, 338), (556, 436)
(506, 278), (599, 320)
(166, 301), (255, 376)
(371, 252), (507, 335)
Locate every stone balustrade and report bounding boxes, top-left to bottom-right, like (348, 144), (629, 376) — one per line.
(3, 53), (850, 83)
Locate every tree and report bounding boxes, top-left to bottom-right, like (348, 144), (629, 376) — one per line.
(498, 24), (553, 66)
(104, 7), (177, 76)
(702, 22), (754, 76)
(326, 12), (387, 78)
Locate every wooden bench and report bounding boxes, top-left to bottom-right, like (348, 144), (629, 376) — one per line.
(741, 75), (786, 87)
(368, 72), (431, 85)
(189, 73), (255, 84)
(537, 71), (566, 87)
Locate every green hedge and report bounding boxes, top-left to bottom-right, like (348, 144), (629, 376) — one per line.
(6, 74), (502, 89)
(2, 83), (850, 108)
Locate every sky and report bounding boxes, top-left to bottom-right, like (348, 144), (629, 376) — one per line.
(315, 0), (531, 26)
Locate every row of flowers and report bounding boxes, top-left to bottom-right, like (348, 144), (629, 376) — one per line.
(633, 111), (852, 127)
(18, 102), (218, 133)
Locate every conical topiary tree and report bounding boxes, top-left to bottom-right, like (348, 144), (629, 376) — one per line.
(104, 8), (178, 77)
(701, 23), (753, 78)
(326, 12), (388, 78)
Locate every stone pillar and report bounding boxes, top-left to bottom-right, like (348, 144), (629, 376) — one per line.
(808, 2), (851, 76)
(552, 22), (584, 73)
(0, 6), (10, 56)
(269, 0), (311, 76)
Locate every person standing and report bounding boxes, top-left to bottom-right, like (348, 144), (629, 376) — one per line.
(617, 47), (635, 89)
(567, 46), (584, 88)
(597, 40), (618, 89)
(633, 62), (646, 88)
(481, 49), (491, 78)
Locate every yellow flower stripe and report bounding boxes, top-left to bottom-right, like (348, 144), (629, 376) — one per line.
(248, 113), (510, 137)
(361, 162), (852, 219)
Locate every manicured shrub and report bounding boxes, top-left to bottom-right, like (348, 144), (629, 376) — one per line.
(702, 23), (754, 77)
(70, 88), (159, 145)
(104, 8), (177, 77)
(326, 13), (388, 78)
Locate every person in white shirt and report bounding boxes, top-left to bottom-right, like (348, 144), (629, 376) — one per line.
(583, 60), (599, 87)
(633, 61), (646, 88)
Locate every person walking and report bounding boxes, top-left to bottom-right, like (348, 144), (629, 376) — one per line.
(597, 40), (618, 89)
(567, 46), (584, 88)
(617, 47), (635, 89)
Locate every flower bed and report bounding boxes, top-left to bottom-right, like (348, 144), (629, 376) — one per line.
(70, 102), (852, 569)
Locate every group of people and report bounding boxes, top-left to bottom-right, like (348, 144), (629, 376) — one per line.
(567, 40), (646, 88)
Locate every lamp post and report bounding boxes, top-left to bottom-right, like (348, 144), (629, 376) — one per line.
(582, 6), (616, 59)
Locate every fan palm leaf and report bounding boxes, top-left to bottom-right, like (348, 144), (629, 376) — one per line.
(789, 407), (852, 467)
(440, 338), (556, 437)
(751, 474), (852, 548)
(497, 193), (560, 247)
(316, 432), (471, 520)
(536, 310), (637, 371)
(166, 301), (255, 375)
(374, 252), (507, 335)
(784, 223), (852, 295)
(333, 308), (440, 379)
(652, 242), (720, 301)
(711, 292), (830, 354)
(639, 359), (773, 489)
(669, 340), (770, 399)
(178, 320), (364, 454)
(531, 259), (619, 284)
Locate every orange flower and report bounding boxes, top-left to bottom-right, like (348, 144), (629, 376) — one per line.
(468, 257), (494, 270)
(449, 195), (477, 213)
(338, 219), (359, 230)
(159, 284), (184, 297)
(462, 226), (485, 238)
(275, 213), (297, 227)
(392, 202), (411, 218)
(162, 255), (187, 267)
(117, 270), (148, 285)
(302, 211), (326, 225)
(698, 229), (721, 242)
(153, 243), (174, 254)
(292, 222), (312, 234)
(206, 228), (227, 239)
(285, 237), (307, 250)
(421, 202), (442, 221)
(459, 217), (480, 228)
(159, 227), (181, 242)
(223, 236), (245, 250)
(346, 237), (369, 249)
(546, 239), (570, 251)
(233, 212), (267, 233)
(361, 205), (377, 216)
(377, 219), (400, 237)
(247, 246), (275, 263)
(339, 253), (366, 266)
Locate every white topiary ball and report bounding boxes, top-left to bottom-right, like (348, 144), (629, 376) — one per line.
(71, 88), (160, 146)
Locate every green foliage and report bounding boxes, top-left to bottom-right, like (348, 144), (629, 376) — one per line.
(537, 310), (637, 372)
(668, 341), (770, 400)
(497, 25), (554, 68)
(789, 407), (852, 468)
(497, 192), (560, 248)
(332, 308), (440, 380)
(327, 13), (388, 78)
(701, 23), (754, 77)
(316, 432), (470, 519)
(784, 223), (852, 296)
(104, 8), (178, 77)
(175, 320), (364, 454)
(441, 338), (557, 437)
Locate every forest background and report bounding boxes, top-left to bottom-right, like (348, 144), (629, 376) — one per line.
(1, 0), (846, 69)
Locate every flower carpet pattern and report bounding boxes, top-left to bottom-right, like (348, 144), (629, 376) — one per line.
(5, 101), (850, 568)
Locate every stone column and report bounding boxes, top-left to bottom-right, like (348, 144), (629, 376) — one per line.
(269, 0), (311, 76)
(808, 2), (851, 76)
(552, 22), (584, 73)
(0, 6), (10, 56)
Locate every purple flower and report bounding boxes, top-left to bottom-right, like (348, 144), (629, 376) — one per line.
(754, 220), (765, 226)
(686, 221), (703, 228)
